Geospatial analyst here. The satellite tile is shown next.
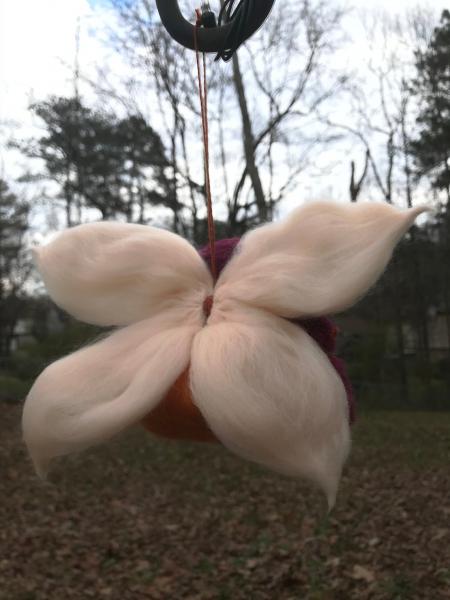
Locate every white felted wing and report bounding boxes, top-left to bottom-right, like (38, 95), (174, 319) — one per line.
(22, 308), (200, 477)
(33, 221), (213, 326)
(190, 303), (351, 508)
(214, 201), (426, 318)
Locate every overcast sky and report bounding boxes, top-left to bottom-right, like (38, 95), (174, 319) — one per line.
(0, 0), (447, 210)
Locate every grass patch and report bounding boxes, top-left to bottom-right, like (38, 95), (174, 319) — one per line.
(0, 374), (31, 403)
(351, 410), (450, 468)
(1, 404), (449, 600)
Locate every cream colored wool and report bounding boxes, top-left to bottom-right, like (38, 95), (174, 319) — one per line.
(22, 201), (425, 506)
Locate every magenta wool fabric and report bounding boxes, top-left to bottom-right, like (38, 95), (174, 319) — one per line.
(199, 237), (356, 425)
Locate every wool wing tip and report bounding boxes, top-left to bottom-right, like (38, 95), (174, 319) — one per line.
(28, 452), (51, 480)
(326, 492), (336, 513)
(31, 246), (48, 278)
(31, 246), (41, 265)
(23, 429), (51, 480)
(399, 204), (430, 233)
(409, 204), (431, 218)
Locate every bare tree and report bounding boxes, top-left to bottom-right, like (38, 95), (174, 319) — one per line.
(102, 0), (347, 237)
(103, 0), (205, 237)
(349, 150), (369, 202)
(324, 9), (437, 398)
(229, 0), (347, 223)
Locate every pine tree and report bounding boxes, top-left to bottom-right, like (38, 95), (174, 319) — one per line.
(0, 180), (30, 357)
(24, 97), (173, 225)
(411, 10), (450, 200)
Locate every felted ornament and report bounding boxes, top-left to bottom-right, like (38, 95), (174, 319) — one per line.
(22, 200), (425, 507)
(142, 238), (355, 442)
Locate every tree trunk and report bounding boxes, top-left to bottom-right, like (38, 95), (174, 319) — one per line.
(402, 114), (431, 381)
(391, 259), (409, 403)
(231, 53), (268, 222)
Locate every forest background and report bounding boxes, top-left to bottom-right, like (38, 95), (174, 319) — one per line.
(1, 0), (450, 411)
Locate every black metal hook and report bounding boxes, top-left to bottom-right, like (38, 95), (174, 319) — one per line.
(155, 0), (275, 53)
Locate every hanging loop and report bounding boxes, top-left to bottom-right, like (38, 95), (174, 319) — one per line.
(155, 0), (275, 53)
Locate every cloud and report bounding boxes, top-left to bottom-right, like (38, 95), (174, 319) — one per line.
(0, 0), (442, 207)
(0, 0), (112, 181)
(0, 1), (92, 121)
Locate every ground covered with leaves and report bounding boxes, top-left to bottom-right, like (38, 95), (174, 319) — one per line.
(1, 403), (449, 600)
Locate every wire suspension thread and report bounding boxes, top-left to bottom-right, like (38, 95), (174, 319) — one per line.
(194, 9), (217, 282)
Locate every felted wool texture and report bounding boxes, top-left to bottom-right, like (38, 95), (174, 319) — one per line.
(32, 221), (213, 327)
(214, 201), (426, 318)
(23, 313), (199, 477)
(22, 201), (426, 505)
(189, 302), (351, 508)
(142, 368), (217, 443)
(200, 240), (356, 424)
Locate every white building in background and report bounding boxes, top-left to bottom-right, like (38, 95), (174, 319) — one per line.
(402, 306), (450, 361)
(10, 319), (34, 353)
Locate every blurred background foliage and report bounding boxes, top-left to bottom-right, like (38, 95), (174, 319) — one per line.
(1, 3), (450, 410)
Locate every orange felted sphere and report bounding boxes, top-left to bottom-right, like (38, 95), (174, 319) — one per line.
(141, 368), (218, 443)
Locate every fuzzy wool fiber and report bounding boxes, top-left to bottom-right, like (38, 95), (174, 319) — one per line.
(198, 237), (356, 425)
(22, 201), (425, 507)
